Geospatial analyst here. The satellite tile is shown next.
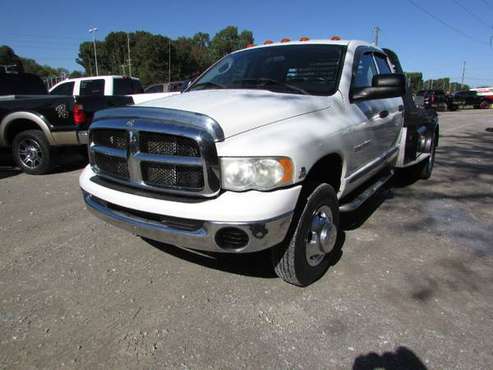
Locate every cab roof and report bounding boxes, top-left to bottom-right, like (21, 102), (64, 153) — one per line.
(231, 39), (376, 54)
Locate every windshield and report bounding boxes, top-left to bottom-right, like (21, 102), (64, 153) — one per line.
(188, 44), (345, 96)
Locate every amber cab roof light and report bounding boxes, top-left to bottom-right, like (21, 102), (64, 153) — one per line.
(263, 39), (273, 45)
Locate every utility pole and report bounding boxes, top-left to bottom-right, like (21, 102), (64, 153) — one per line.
(89, 27), (99, 76)
(461, 61), (466, 89)
(373, 26), (381, 46)
(168, 39), (171, 83)
(127, 33), (132, 77)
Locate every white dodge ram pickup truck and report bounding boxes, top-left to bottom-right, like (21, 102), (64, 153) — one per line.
(80, 39), (438, 286)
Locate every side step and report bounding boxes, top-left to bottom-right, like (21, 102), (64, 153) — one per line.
(339, 170), (393, 212)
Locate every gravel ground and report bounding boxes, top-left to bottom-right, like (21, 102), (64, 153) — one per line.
(0, 110), (492, 370)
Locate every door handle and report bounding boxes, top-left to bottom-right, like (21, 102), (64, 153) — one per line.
(398, 105), (404, 112)
(379, 110), (389, 119)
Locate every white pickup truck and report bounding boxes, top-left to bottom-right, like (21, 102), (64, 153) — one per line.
(49, 75), (179, 104)
(80, 39), (438, 286)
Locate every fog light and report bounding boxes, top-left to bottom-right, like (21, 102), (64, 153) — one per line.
(215, 227), (249, 250)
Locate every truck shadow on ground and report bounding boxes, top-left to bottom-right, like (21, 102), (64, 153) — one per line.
(144, 232), (346, 280)
(0, 167), (21, 180)
(352, 346), (428, 370)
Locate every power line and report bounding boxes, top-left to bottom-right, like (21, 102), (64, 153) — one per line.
(452, 0), (493, 30)
(406, 0), (490, 46)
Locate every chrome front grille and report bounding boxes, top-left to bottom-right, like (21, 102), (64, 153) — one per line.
(94, 152), (129, 180)
(92, 129), (128, 150)
(140, 132), (200, 157)
(88, 109), (222, 197)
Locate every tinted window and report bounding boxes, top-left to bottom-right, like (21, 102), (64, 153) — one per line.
(80, 79), (105, 96)
(353, 53), (377, 88)
(374, 54), (392, 74)
(113, 78), (144, 95)
(189, 45), (345, 96)
(50, 81), (74, 95)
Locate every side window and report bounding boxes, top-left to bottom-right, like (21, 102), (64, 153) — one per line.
(374, 54), (392, 74)
(50, 82), (74, 95)
(353, 52), (377, 89)
(80, 79), (105, 96)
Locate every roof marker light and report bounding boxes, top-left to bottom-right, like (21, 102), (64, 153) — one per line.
(264, 40), (273, 45)
(246, 43), (255, 48)
(299, 36), (310, 41)
(330, 35), (342, 40)
(280, 38), (291, 43)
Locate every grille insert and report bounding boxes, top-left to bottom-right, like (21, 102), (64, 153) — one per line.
(92, 129), (128, 149)
(94, 152), (129, 180)
(140, 132), (200, 157)
(141, 162), (204, 189)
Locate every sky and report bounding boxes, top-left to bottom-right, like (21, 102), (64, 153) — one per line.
(1, 0), (492, 87)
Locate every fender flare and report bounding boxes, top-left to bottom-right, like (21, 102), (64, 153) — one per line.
(0, 111), (55, 146)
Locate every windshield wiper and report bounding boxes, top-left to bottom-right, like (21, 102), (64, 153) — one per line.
(189, 81), (225, 91)
(233, 78), (309, 95)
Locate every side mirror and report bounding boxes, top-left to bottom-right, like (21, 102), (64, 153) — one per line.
(351, 73), (406, 101)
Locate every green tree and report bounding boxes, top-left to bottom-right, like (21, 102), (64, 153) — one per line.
(404, 72), (423, 93)
(0, 45), (24, 73)
(210, 26), (254, 60)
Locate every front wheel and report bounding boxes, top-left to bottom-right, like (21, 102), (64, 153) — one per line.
(418, 131), (437, 180)
(271, 183), (339, 287)
(12, 130), (53, 175)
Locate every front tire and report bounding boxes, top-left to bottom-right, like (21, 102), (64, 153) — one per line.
(12, 130), (53, 175)
(271, 183), (339, 287)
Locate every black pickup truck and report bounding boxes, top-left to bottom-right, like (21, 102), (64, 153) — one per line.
(451, 90), (489, 109)
(0, 73), (133, 174)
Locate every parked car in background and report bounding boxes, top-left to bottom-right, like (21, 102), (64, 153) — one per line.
(0, 73), (133, 174)
(144, 80), (187, 93)
(415, 90), (450, 111)
(452, 90), (490, 109)
(471, 87), (493, 105)
(80, 39), (438, 286)
(49, 75), (179, 104)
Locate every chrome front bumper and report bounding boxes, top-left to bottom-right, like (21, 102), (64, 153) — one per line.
(83, 192), (293, 253)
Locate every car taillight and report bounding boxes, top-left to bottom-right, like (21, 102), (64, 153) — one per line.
(73, 104), (87, 126)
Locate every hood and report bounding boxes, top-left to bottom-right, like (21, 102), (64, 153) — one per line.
(138, 89), (332, 138)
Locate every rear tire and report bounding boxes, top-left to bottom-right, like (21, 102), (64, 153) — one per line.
(271, 183), (339, 287)
(12, 130), (53, 175)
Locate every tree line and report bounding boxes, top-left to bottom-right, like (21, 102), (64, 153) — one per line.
(76, 26), (253, 86)
(1, 30), (472, 92)
(405, 72), (470, 94)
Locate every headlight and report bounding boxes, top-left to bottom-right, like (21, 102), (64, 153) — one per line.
(221, 157), (294, 191)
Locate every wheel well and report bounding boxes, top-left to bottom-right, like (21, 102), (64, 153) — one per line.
(4, 119), (42, 145)
(304, 153), (343, 193)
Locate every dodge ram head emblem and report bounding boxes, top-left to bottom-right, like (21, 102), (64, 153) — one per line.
(126, 119), (135, 128)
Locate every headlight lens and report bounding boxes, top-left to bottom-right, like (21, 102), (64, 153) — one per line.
(221, 157), (294, 191)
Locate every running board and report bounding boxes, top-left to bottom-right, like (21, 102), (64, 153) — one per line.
(339, 171), (393, 212)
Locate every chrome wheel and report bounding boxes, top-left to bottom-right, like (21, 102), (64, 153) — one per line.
(18, 138), (42, 169)
(305, 205), (337, 267)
